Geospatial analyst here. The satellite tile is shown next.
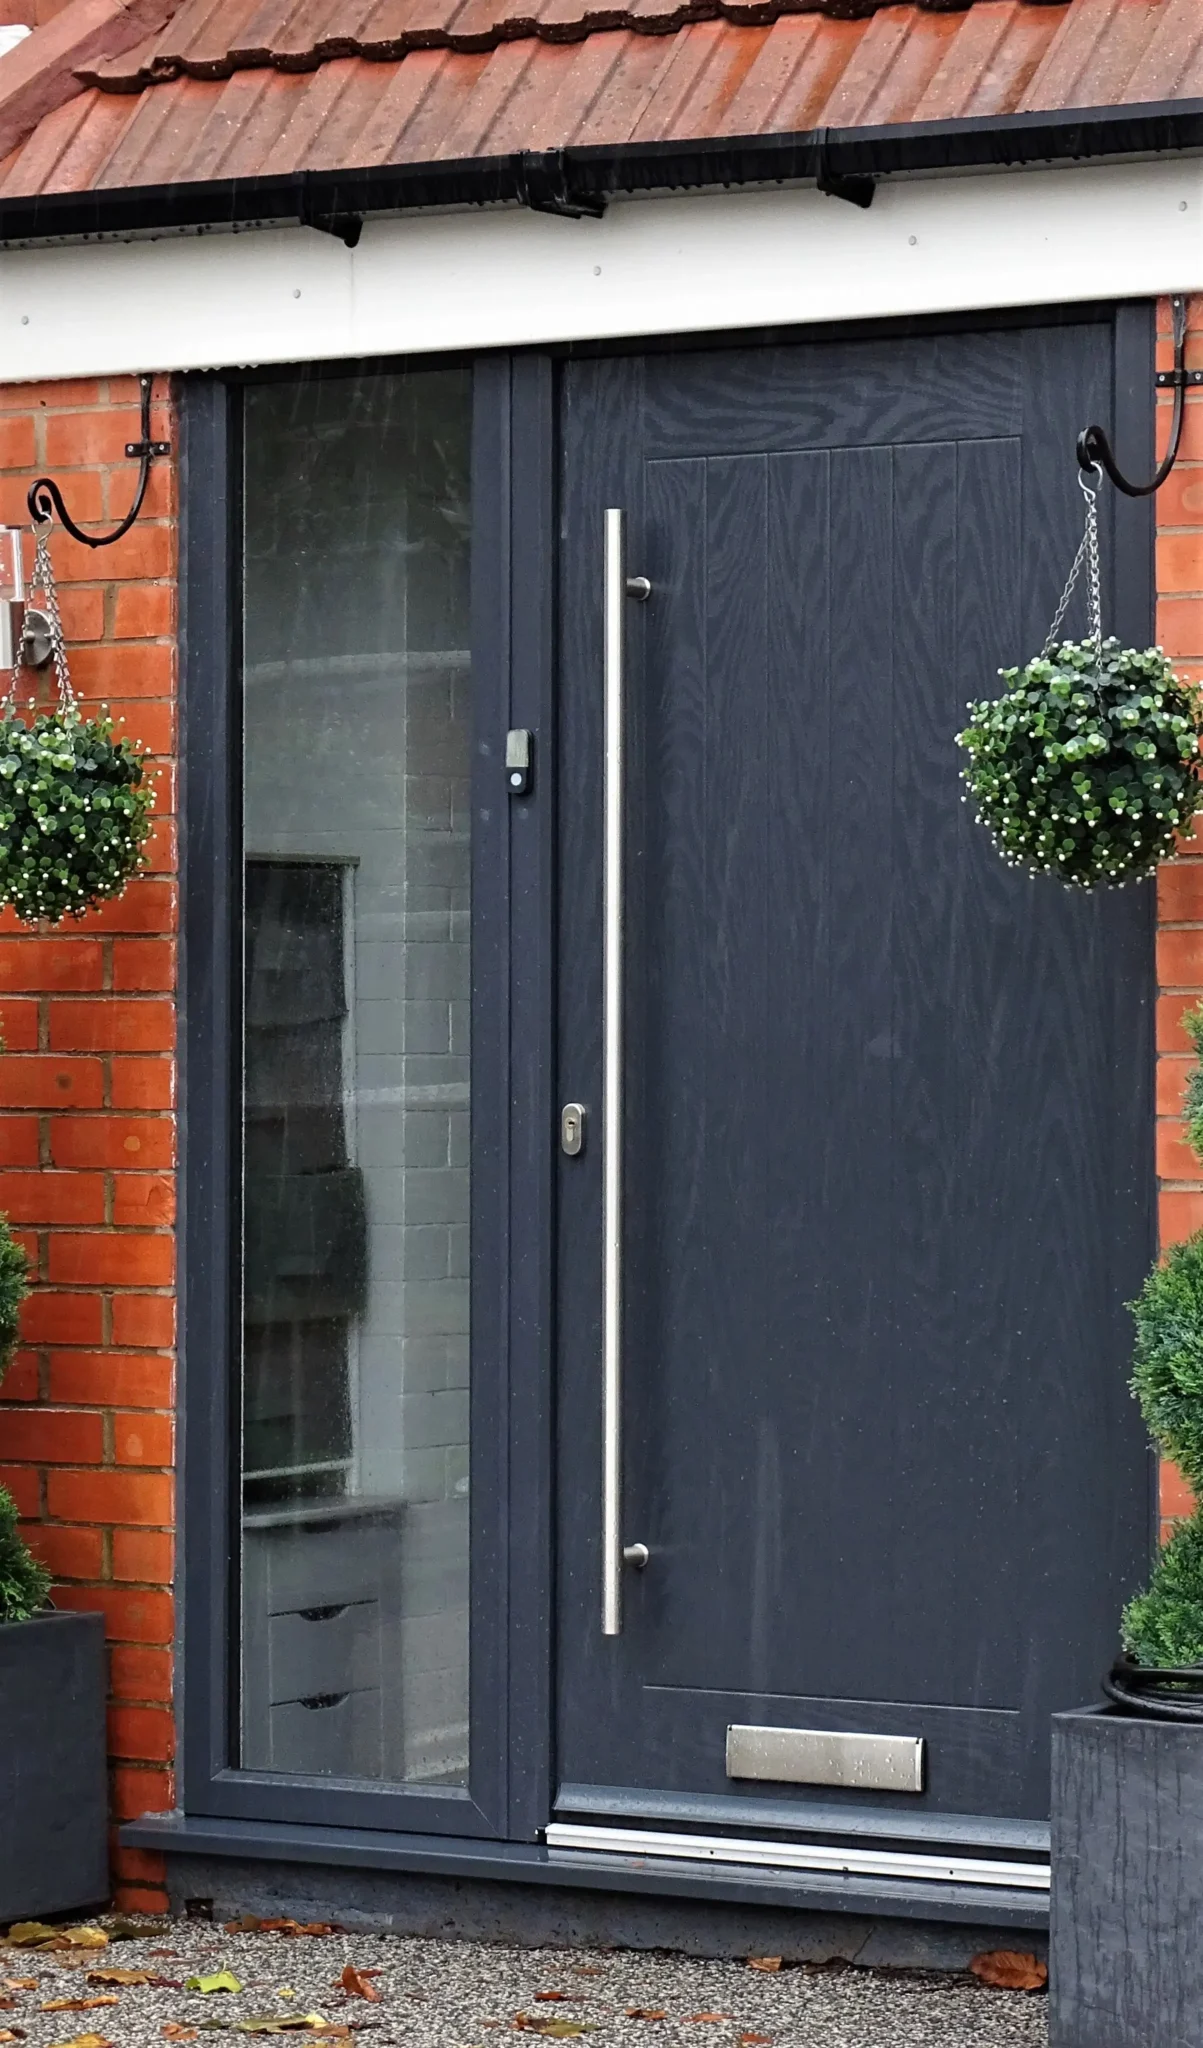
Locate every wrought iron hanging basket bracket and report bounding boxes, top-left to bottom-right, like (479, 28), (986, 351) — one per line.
(1077, 296), (1195, 499)
(26, 374), (168, 548)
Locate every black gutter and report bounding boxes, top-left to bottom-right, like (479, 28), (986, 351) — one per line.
(2, 97), (1203, 246)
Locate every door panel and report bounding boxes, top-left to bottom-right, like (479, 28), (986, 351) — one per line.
(556, 321), (1154, 1828)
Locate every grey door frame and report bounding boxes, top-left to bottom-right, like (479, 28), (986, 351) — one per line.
(175, 304), (1154, 1854)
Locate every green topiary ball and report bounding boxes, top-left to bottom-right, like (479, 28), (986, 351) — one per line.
(0, 1215), (26, 1393)
(1130, 1231), (1203, 1499)
(1123, 1512), (1203, 1668)
(0, 708), (154, 926)
(956, 639), (1202, 887)
(0, 1483), (49, 1624)
(1181, 1004), (1203, 1162)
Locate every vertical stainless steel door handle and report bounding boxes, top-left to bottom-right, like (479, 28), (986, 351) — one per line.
(602, 516), (647, 1646)
(602, 508), (628, 1637)
(601, 511), (651, 1636)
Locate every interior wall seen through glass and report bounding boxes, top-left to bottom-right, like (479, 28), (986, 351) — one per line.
(239, 369), (472, 1788)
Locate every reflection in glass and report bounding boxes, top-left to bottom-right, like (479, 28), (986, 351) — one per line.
(239, 371), (471, 1786)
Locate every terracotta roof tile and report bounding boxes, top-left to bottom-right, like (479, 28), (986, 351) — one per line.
(71, 0), (1060, 89)
(2, 0), (1202, 200)
(908, 2), (1046, 125)
(557, 27), (673, 143)
(257, 51), (370, 166)
(0, 0), (178, 160)
(822, 6), (957, 127)
(1120, 0), (1203, 104)
(0, 73), (95, 190)
(331, 41), (446, 160)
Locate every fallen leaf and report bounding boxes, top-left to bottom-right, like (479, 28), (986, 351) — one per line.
(534, 1994), (567, 2004)
(6, 1927), (58, 1950)
(87, 1970), (156, 1988)
(747, 1959), (782, 1974)
(41, 2000), (120, 2013)
(234, 2016), (349, 2036)
(683, 2016), (732, 2024)
(338, 1967), (380, 2003)
(969, 1952), (1048, 1993)
(187, 1972), (243, 1995)
(64, 1933), (108, 1953)
(2, 1982), (34, 1993)
(276, 1989), (297, 2000)
(228, 1920), (339, 1940)
(738, 2035), (773, 2044)
(0, 2029), (23, 2042)
(162, 2029), (199, 2041)
(105, 1918), (169, 1942)
(512, 2018), (591, 2037)
(624, 2011), (666, 2022)
(46, 2035), (112, 2048)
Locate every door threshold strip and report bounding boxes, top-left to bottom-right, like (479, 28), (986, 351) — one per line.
(543, 1822), (1050, 1892)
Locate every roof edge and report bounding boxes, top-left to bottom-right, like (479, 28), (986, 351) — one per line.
(2, 97), (1203, 247)
(0, 0), (184, 164)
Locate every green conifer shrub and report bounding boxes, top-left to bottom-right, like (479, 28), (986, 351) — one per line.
(0, 1211), (39, 1626)
(1126, 1223), (1203, 1665)
(0, 1484), (48, 1623)
(1183, 1003), (1203, 1161)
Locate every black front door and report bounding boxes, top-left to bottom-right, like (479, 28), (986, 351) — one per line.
(554, 320), (1154, 1840)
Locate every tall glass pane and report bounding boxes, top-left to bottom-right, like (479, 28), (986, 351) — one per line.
(239, 370), (472, 1786)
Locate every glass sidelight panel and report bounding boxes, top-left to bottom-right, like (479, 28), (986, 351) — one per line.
(238, 370), (472, 1786)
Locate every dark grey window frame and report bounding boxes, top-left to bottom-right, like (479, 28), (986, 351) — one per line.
(177, 356), (557, 1840)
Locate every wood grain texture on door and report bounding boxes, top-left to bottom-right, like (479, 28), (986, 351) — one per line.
(555, 322), (1154, 1826)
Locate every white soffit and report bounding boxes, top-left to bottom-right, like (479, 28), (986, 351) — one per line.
(1, 157), (1202, 381)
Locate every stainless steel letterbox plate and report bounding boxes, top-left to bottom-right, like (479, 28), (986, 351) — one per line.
(726, 1723), (924, 1795)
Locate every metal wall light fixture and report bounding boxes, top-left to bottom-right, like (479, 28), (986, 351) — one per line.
(0, 526), (25, 672)
(0, 527), (53, 672)
(1078, 296), (1202, 497)
(26, 373), (169, 547)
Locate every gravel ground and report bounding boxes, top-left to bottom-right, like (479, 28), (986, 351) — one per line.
(0, 1919), (1049, 2048)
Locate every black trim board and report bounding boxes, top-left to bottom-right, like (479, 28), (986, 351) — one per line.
(3, 98), (1203, 246)
(122, 1814), (1048, 1930)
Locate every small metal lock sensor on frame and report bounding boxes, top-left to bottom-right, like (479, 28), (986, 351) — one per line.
(507, 729), (533, 796)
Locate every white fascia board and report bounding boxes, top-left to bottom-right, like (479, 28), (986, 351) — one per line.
(1, 156), (1202, 382)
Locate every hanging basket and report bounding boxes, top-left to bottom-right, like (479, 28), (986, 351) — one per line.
(957, 474), (1203, 887)
(0, 523), (153, 926)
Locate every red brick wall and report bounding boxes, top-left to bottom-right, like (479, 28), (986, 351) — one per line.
(0, 375), (176, 1913)
(1156, 296), (1203, 1543)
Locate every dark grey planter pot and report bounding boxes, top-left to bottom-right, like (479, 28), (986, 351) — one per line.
(0, 1609), (108, 1919)
(1051, 1702), (1203, 2048)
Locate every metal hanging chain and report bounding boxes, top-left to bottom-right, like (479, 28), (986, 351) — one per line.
(1042, 466), (1103, 664)
(28, 520), (73, 714)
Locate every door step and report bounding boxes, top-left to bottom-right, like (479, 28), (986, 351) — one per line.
(543, 1822), (1050, 1892)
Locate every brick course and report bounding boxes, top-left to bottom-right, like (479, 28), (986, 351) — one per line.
(0, 372), (176, 1915)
